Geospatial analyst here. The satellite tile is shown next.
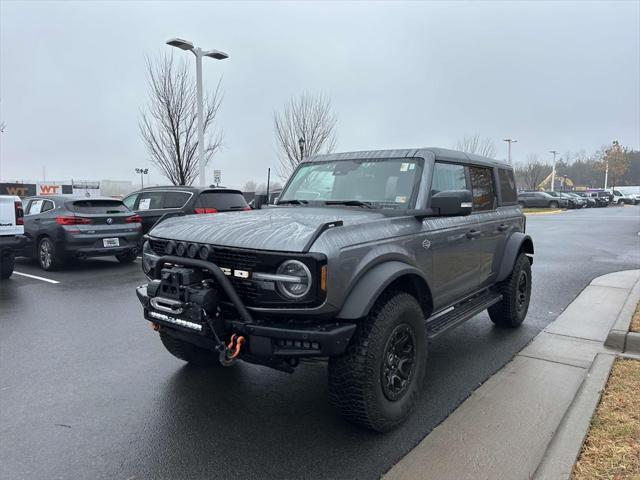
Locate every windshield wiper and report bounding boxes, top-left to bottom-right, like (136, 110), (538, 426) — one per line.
(324, 200), (375, 209)
(277, 199), (309, 205)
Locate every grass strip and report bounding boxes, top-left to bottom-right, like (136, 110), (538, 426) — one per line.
(571, 358), (640, 480)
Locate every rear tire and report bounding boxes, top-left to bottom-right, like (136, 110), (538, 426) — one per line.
(159, 330), (223, 367)
(328, 292), (427, 432)
(0, 252), (15, 279)
(38, 237), (64, 271)
(518, 201), (526, 208)
(115, 250), (137, 263)
(488, 253), (531, 328)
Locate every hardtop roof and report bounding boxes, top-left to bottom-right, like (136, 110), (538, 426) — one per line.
(305, 147), (510, 169)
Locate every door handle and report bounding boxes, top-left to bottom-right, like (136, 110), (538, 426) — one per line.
(496, 224), (509, 232)
(466, 229), (482, 239)
(33, 218), (40, 222)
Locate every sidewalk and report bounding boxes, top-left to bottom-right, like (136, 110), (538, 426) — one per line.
(384, 269), (640, 480)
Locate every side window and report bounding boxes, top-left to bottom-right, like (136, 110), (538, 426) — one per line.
(136, 192), (164, 211)
(430, 162), (468, 195)
(123, 194), (138, 211)
(498, 168), (517, 204)
(25, 199), (44, 215)
(40, 200), (54, 212)
(469, 166), (497, 212)
(164, 192), (191, 209)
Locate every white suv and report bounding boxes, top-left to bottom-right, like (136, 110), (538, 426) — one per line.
(0, 195), (26, 279)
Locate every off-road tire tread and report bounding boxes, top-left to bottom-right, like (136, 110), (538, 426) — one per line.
(328, 291), (425, 432)
(488, 253), (531, 328)
(159, 330), (222, 367)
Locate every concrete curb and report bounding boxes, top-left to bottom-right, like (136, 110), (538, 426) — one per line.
(604, 275), (640, 354)
(384, 269), (640, 480)
(532, 353), (616, 480)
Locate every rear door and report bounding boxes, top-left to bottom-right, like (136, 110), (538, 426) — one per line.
(133, 191), (166, 234)
(467, 165), (501, 289)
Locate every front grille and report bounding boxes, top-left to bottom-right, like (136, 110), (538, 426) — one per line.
(148, 238), (262, 306)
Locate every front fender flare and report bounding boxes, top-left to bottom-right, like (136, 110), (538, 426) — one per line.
(336, 261), (429, 320)
(496, 232), (534, 282)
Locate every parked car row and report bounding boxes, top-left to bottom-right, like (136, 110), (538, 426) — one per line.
(517, 188), (639, 209)
(0, 186), (251, 274)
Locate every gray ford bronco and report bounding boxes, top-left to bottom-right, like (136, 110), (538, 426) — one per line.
(137, 147), (533, 431)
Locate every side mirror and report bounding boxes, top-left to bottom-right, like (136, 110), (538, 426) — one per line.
(431, 189), (473, 216)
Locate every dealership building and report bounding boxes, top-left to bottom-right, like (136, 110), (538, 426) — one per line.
(0, 179), (139, 198)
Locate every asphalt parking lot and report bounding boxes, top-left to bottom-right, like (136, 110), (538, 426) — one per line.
(1, 206), (639, 480)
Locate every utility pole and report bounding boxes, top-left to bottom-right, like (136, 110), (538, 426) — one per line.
(604, 159), (609, 189)
(166, 38), (228, 186)
(266, 168), (271, 204)
(549, 150), (558, 192)
(503, 138), (517, 164)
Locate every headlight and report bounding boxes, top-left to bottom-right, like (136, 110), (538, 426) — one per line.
(276, 260), (312, 299)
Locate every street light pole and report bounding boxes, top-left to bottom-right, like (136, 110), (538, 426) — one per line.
(195, 48), (205, 187)
(166, 38), (228, 187)
(549, 150), (558, 192)
(298, 136), (306, 160)
(503, 138), (517, 164)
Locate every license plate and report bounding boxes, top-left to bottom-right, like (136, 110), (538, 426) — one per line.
(103, 238), (120, 247)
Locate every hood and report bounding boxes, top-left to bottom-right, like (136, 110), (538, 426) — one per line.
(149, 207), (385, 252)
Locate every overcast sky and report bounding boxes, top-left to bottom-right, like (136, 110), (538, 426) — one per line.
(1, 0), (638, 189)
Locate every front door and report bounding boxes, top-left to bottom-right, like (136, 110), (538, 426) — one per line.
(429, 161), (484, 309)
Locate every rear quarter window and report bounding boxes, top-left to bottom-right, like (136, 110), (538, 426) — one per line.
(498, 168), (518, 204)
(196, 192), (249, 211)
(68, 200), (128, 213)
(164, 191), (192, 209)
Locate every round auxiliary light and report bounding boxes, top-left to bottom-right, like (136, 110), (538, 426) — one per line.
(175, 242), (187, 256)
(276, 260), (312, 300)
(165, 240), (176, 255)
(187, 243), (199, 258)
(198, 245), (211, 260)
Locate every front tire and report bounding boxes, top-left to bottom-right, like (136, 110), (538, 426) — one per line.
(549, 201), (559, 209)
(159, 330), (223, 367)
(328, 292), (427, 432)
(38, 237), (64, 271)
(115, 250), (137, 263)
(488, 253), (531, 328)
(0, 252), (15, 279)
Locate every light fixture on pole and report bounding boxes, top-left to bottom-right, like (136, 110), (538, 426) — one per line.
(166, 38), (228, 187)
(503, 138), (517, 164)
(549, 150), (558, 192)
(135, 168), (149, 189)
(298, 136), (306, 160)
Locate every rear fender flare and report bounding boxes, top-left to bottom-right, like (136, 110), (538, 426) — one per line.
(496, 232), (534, 282)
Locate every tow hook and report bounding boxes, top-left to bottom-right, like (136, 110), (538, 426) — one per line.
(220, 334), (245, 366)
(200, 308), (245, 367)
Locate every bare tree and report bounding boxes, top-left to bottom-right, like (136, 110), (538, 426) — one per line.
(242, 180), (257, 193)
(139, 54), (223, 186)
(274, 92), (337, 180)
(455, 134), (496, 158)
(0, 122), (5, 133)
(514, 154), (552, 190)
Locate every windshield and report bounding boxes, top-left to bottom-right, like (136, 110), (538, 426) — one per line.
(279, 158), (423, 209)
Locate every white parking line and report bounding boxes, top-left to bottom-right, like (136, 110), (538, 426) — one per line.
(13, 271), (60, 284)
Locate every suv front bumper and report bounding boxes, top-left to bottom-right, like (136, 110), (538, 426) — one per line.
(136, 255), (356, 359)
